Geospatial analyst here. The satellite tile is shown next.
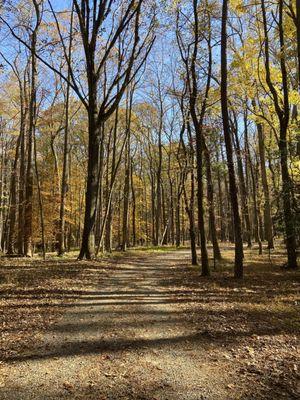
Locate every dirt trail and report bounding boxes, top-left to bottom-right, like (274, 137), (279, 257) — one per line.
(1, 251), (233, 400)
(1, 249), (299, 400)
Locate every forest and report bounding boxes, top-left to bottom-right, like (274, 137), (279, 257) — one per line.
(0, 0), (299, 399)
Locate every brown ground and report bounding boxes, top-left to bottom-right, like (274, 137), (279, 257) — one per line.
(0, 245), (299, 400)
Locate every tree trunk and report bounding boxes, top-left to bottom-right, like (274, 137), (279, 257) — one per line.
(252, 100), (274, 248)
(105, 108), (119, 252)
(17, 103), (26, 255)
(78, 101), (101, 259)
(261, 0), (298, 268)
(175, 186), (181, 247)
(155, 121), (163, 246)
(189, 163), (198, 265)
(24, 27), (38, 257)
(231, 114), (252, 247)
(121, 137), (130, 251)
(7, 128), (22, 254)
(131, 157), (136, 247)
(0, 141), (8, 252)
(58, 8), (73, 255)
(33, 127), (46, 259)
(204, 140), (221, 260)
(244, 112), (262, 254)
(221, 0), (244, 278)
(216, 145), (226, 241)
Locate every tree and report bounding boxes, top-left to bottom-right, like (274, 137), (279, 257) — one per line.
(176, 0), (211, 276)
(24, 0), (42, 257)
(221, 0), (244, 278)
(57, 6), (74, 256)
(261, 0), (298, 269)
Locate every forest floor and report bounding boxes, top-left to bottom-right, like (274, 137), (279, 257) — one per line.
(0, 244), (299, 400)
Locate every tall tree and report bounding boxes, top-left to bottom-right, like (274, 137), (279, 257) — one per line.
(24, 0), (42, 257)
(252, 99), (274, 249)
(176, 0), (211, 276)
(57, 6), (74, 256)
(221, 0), (244, 278)
(261, 0), (298, 269)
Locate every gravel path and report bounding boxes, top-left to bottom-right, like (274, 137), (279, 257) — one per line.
(2, 249), (299, 399)
(1, 251), (232, 400)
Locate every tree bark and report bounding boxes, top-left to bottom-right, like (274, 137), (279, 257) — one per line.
(7, 124), (22, 254)
(261, 0), (298, 268)
(121, 134), (131, 251)
(204, 140), (221, 260)
(24, 5), (40, 257)
(252, 100), (274, 248)
(58, 7), (73, 255)
(78, 97), (101, 259)
(131, 157), (136, 247)
(231, 116), (252, 248)
(221, 0), (244, 278)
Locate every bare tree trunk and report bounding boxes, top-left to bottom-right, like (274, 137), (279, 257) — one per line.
(204, 140), (221, 260)
(17, 97), (27, 255)
(183, 126), (198, 265)
(188, 160), (197, 265)
(122, 136), (130, 251)
(76, 0), (152, 259)
(252, 100), (274, 248)
(221, 0), (244, 278)
(216, 144), (226, 241)
(58, 7), (73, 255)
(7, 135), (21, 254)
(261, 0), (297, 268)
(78, 101), (101, 259)
(0, 138), (7, 252)
(105, 108), (119, 252)
(231, 113), (252, 248)
(33, 127), (46, 259)
(244, 111), (262, 254)
(177, 0), (210, 275)
(175, 185), (181, 248)
(169, 180), (175, 245)
(155, 87), (163, 246)
(131, 157), (136, 247)
(24, 4), (40, 257)
(150, 172), (156, 246)
(121, 91), (133, 251)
